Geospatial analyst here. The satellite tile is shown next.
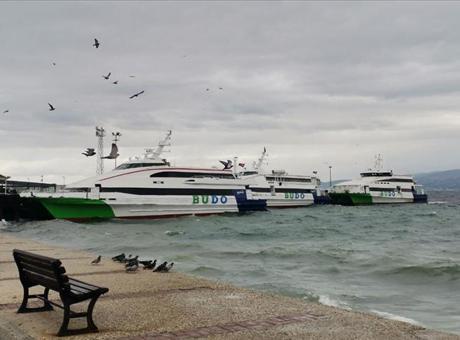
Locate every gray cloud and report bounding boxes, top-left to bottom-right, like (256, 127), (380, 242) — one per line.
(1, 2), (460, 183)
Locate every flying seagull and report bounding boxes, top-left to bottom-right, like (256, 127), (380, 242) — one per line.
(219, 160), (233, 170)
(93, 38), (100, 48)
(129, 75), (136, 78)
(91, 255), (101, 265)
(112, 80), (118, 84)
(3, 110), (8, 114)
(102, 72), (111, 80)
(206, 88), (210, 91)
(102, 143), (119, 159)
(82, 148), (96, 157)
(48, 103), (55, 111)
(219, 87), (223, 90)
(129, 90), (144, 99)
(52, 62), (56, 66)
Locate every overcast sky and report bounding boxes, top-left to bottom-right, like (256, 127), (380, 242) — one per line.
(1, 2), (460, 184)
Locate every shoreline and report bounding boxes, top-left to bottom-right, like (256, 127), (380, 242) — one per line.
(0, 231), (458, 339)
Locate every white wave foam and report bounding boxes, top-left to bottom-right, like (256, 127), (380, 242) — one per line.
(318, 295), (351, 310)
(370, 309), (424, 326)
(428, 201), (446, 205)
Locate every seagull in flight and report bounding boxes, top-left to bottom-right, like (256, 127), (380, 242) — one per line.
(82, 148), (96, 157)
(102, 72), (111, 80)
(112, 80), (118, 84)
(93, 38), (100, 48)
(129, 90), (144, 99)
(48, 103), (55, 111)
(2, 109), (8, 114)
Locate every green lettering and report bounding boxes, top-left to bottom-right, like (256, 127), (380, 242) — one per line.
(201, 195), (209, 204)
(193, 195), (199, 204)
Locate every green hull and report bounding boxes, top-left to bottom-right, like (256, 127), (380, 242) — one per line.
(329, 193), (372, 206)
(37, 197), (115, 220)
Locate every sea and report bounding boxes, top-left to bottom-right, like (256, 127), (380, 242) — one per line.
(1, 190), (459, 335)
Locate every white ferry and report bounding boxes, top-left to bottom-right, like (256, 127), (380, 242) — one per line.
(239, 148), (321, 208)
(19, 131), (266, 221)
(329, 155), (427, 205)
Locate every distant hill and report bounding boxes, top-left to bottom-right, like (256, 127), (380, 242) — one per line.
(414, 169), (460, 190)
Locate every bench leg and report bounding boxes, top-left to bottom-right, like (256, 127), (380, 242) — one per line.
(17, 287), (54, 313)
(56, 295), (102, 337)
(86, 294), (100, 331)
(57, 304), (71, 337)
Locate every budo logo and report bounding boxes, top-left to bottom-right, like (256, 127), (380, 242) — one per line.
(192, 195), (228, 204)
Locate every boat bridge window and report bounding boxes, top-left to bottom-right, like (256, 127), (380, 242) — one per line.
(150, 171), (235, 179)
(360, 172), (393, 177)
(241, 171), (258, 176)
(369, 187), (396, 192)
(266, 176), (311, 183)
(381, 178), (414, 183)
(116, 162), (168, 170)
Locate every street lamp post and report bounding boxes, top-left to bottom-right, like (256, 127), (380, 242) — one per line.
(329, 166), (332, 188)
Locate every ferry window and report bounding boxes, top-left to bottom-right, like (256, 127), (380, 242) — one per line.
(150, 171), (235, 179)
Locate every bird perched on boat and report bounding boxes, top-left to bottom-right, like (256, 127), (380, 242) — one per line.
(91, 255), (101, 265)
(112, 253), (125, 262)
(129, 90), (144, 99)
(48, 103), (55, 111)
(142, 259), (157, 270)
(102, 143), (119, 159)
(125, 262), (139, 272)
(82, 148), (96, 157)
(93, 38), (100, 48)
(112, 80), (118, 84)
(102, 72), (111, 80)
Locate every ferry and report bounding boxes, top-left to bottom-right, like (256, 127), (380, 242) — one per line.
(239, 148), (321, 208)
(17, 131), (266, 221)
(329, 155), (427, 206)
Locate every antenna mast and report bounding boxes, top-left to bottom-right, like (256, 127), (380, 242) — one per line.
(145, 130), (172, 159)
(254, 147), (268, 172)
(374, 154), (383, 171)
(96, 126), (106, 175)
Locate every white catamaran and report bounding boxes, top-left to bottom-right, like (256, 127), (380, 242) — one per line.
(329, 155), (427, 205)
(239, 148), (321, 208)
(20, 131), (266, 220)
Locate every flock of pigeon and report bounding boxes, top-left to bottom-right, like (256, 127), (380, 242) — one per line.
(91, 253), (174, 273)
(2, 38), (145, 116)
(2, 37), (228, 117)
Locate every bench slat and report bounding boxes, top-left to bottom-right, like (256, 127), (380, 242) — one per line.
(22, 269), (62, 291)
(19, 261), (61, 280)
(14, 249), (61, 267)
(69, 278), (100, 291)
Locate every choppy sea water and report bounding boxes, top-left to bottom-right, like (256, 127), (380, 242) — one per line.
(2, 190), (460, 334)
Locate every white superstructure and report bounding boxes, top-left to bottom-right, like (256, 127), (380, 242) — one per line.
(238, 148), (321, 207)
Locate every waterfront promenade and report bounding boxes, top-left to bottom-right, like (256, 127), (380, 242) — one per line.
(0, 233), (457, 339)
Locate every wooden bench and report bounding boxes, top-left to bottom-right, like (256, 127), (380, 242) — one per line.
(13, 249), (109, 337)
